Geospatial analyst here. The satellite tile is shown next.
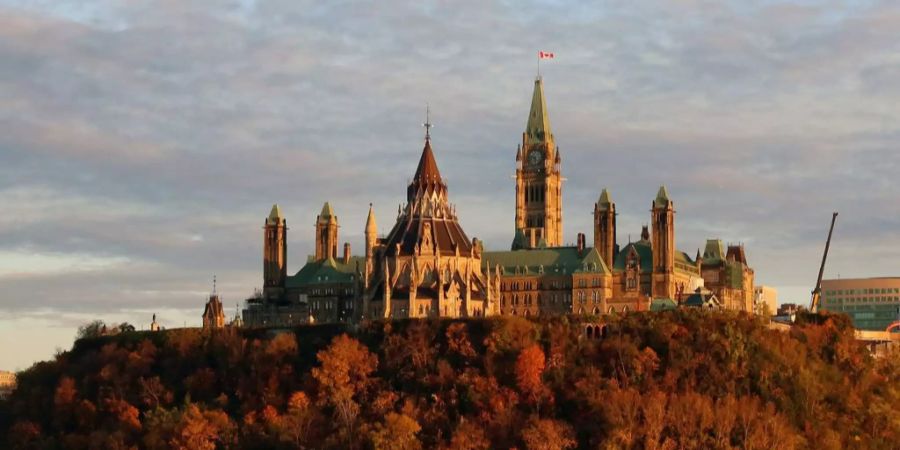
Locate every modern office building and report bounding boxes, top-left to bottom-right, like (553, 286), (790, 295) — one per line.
(820, 277), (900, 331)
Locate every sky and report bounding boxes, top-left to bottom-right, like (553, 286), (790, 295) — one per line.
(0, 0), (898, 371)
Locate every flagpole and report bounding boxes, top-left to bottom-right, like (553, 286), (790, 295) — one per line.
(537, 52), (541, 79)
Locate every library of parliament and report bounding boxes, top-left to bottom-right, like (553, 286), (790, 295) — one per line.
(243, 76), (755, 326)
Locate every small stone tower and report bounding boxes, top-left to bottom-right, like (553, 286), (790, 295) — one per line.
(263, 204), (287, 296)
(315, 202), (339, 261)
(651, 186), (675, 299)
(514, 76), (563, 248)
(364, 203), (378, 287)
(202, 278), (225, 329)
(593, 188), (616, 269)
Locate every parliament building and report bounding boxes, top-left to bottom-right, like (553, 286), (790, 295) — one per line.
(243, 77), (755, 326)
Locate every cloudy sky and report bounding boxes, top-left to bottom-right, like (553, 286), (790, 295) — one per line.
(1, 0), (898, 370)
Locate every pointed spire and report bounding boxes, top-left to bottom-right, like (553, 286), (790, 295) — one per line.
(597, 188), (612, 208)
(423, 104), (433, 141)
(319, 202), (335, 220)
(268, 204), (283, 221)
(413, 140), (443, 184)
(366, 203), (377, 234)
(655, 186), (671, 207)
(516, 145), (522, 161)
(525, 77), (552, 141)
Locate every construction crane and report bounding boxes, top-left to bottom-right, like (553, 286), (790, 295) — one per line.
(810, 212), (838, 313)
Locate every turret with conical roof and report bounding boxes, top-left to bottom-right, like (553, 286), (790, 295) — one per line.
(594, 188), (617, 268)
(315, 202), (339, 261)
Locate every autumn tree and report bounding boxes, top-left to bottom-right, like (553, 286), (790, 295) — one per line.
(520, 417), (576, 450)
(516, 344), (547, 410)
(312, 334), (378, 447)
(368, 412), (422, 450)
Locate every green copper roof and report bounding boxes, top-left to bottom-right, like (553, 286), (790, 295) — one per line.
(319, 202), (335, 220)
(650, 298), (677, 312)
(597, 188), (612, 207)
(286, 256), (364, 288)
(483, 246), (611, 276)
(511, 228), (527, 250)
(268, 204), (283, 222)
(703, 239), (725, 263)
(655, 186), (671, 206)
(613, 241), (653, 272)
(525, 77), (552, 141)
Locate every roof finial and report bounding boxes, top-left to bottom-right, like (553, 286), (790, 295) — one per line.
(212, 275), (217, 295)
(423, 103), (433, 141)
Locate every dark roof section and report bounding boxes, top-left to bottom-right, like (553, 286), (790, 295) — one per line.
(382, 214), (473, 257)
(203, 294), (224, 319)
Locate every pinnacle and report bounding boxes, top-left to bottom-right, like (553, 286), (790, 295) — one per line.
(268, 204), (283, 221)
(598, 188), (612, 206)
(413, 139), (443, 184)
(319, 202), (335, 219)
(525, 77), (552, 142)
(655, 186), (671, 206)
(366, 203), (377, 232)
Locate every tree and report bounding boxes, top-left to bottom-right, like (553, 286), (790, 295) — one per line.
(520, 418), (576, 450)
(369, 412), (421, 450)
(515, 344), (547, 409)
(312, 334), (378, 446)
(76, 320), (107, 339)
(445, 419), (490, 450)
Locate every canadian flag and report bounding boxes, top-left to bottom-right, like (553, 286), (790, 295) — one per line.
(539, 51), (555, 59)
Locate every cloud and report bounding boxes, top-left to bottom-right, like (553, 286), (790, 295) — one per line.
(0, 0), (899, 368)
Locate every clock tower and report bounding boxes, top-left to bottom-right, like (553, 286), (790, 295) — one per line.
(514, 76), (562, 249)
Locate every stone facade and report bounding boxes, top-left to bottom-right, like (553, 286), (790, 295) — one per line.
(202, 293), (225, 329)
(245, 75), (757, 326)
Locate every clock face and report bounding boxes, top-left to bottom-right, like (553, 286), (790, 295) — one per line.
(528, 150), (544, 166)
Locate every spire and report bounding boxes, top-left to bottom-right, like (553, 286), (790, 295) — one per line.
(366, 203), (377, 234)
(423, 104), (433, 141)
(655, 186), (671, 207)
(268, 204), (282, 222)
(597, 188), (612, 209)
(319, 202), (335, 220)
(525, 77), (552, 141)
(413, 139), (443, 184)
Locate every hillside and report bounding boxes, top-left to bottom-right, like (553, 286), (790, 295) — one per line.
(1, 310), (898, 449)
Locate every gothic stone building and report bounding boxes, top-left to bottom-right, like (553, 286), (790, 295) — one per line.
(244, 76), (755, 326)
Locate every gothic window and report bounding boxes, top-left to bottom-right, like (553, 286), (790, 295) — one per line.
(592, 291), (599, 303)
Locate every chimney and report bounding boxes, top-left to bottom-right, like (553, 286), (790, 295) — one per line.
(343, 242), (351, 264)
(577, 233), (586, 254)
